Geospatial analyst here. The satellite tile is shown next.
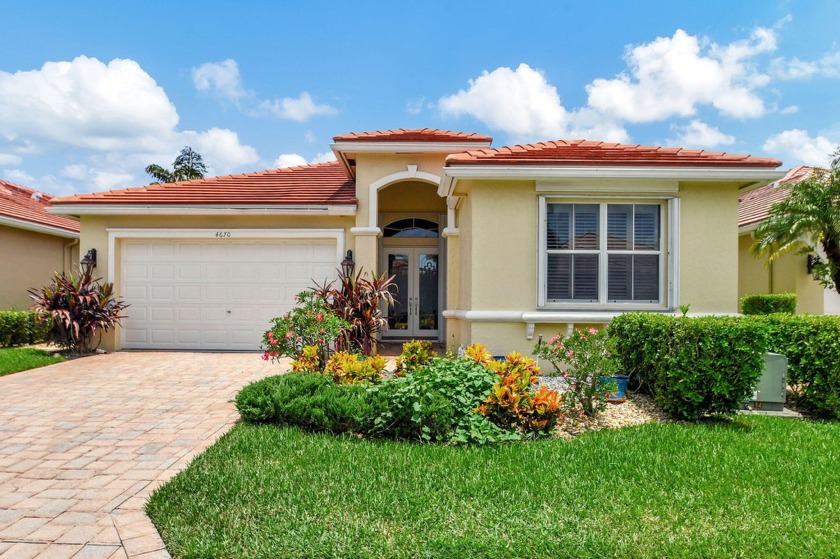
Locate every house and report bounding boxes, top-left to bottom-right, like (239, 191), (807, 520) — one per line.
(738, 165), (840, 314)
(0, 179), (80, 310)
(48, 129), (783, 353)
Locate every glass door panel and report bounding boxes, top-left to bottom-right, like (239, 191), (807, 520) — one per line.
(387, 253), (410, 332)
(383, 248), (440, 339)
(417, 253), (439, 333)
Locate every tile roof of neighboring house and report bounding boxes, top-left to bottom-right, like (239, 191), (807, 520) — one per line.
(50, 161), (357, 206)
(445, 139), (783, 168)
(333, 128), (493, 143)
(0, 179), (80, 233)
(738, 165), (819, 229)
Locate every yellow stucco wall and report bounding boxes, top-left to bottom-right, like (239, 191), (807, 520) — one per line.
(737, 232), (826, 314)
(0, 225), (79, 310)
(678, 182), (740, 312)
(445, 179), (745, 355)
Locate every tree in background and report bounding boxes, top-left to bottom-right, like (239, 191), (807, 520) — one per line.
(752, 149), (840, 293)
(145, 146), (207, 184)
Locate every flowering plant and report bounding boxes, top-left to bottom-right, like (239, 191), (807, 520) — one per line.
(534, 327), (619, 416)
(262, 291), (350, 370)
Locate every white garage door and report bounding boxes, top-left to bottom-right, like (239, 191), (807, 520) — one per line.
(120, 238), (338, 350)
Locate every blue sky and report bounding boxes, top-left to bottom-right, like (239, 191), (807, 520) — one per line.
(1, 0), (839, 195)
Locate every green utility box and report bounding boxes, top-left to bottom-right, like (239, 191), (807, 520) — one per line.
(742, 353), (788, 412)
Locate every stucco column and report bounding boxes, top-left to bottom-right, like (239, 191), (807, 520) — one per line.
(350, 228), (381, 276)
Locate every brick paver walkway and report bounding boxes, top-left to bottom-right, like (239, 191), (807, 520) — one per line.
(0, 352), (278, 558)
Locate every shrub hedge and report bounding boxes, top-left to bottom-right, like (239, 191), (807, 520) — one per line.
(236, 354), (555, 444)
(609, 314), (768, 420)
(235, 372), (373, 433)
(741, 293), (797, 315)
(750, 314), (840, 419)
(0, 311), (50, 347)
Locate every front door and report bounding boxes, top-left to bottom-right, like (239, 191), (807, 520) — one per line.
(384, 248), (440, 339)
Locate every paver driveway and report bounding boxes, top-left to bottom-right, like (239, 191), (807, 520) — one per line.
(0, 352), (278, 558)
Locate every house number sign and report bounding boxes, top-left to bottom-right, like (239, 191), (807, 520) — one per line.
(214, 231), (232, 238)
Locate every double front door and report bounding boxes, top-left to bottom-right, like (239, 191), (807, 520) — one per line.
(384, 247), (440, 339)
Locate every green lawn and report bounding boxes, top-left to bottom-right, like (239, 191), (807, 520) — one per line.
(147, 417), (840, 559)
(0, 347), (64, 376)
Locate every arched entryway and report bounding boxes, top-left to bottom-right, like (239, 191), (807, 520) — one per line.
(378, 180), (446, 340)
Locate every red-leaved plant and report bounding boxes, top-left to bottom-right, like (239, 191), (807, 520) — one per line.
(313, 268), (397, 356)
(28, 266), (128, 354)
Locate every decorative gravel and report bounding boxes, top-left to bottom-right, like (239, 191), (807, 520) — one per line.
(539, 375), (669, 439)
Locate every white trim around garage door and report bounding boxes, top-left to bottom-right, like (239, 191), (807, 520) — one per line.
(106, 228), (346, 284)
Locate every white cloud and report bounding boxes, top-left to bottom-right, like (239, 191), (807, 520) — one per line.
(311, 151), (337, 164)
(2, 169), (35, 184)
(304, 130), (316, 144)
(438, 63), (628, 142)
(193, 59), (336, 122)
(273, 153), (308, 168)
(192, 59), (248, 102)
(439, 63), (569, 138)
(0, 55), (179, 152)
(260, 92), (336, 122)
(406, 97), (425, 115)
(779, 105), (799, 115)
(670, 120), (735, 148)
(770, 51), (840, 79)
(763, 129), (838, 167)
(183, 128), (260, 173)
(273, 150), (337, 168)
(586, 27), (774, 122)
(0, 56), (262, 193)
(60, 164), (134, 190)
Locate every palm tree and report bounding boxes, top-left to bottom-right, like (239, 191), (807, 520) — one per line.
(752, 165), (840, 293)
(145, 147), (208, 184)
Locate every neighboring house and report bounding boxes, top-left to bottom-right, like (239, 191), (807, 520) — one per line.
(48, 129), (783, 353)
(0, 179), (81, 309)
(738, 165), (840, 314)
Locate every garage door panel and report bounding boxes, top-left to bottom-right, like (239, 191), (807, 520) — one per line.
(151, 329), (175, 344)
(124, 328), (147, 344)
(121, 237), (338, 350)
(124, 285), (148, 302)
(150, 307), (174, 321)
(151, 244), (177, 259)
(124, 264), (148, 281)
(151, 265), (175, 280)
(202, 286), (228, 302)
(178, 264), (202, 281)
(150, 286), (175, 302)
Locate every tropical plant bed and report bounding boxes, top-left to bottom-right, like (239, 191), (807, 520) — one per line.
(147, 417), (840, 559)
(0, 347), (64, 376)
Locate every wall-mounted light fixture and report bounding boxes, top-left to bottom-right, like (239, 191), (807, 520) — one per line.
(340, 249), (355, 277)
(807, 254), (820, 278)
(81, 248), (97, 269)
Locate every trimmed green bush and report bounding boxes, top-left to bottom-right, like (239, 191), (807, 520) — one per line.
(609, 314), (768, 420)
(369, 357), (514, 444)
(608, 312), (672, 393)
(236, 356), (526, 444)
(235, 373), (373, 433)
(741, 293), (796, 315)
(750, 315), (840, 418)
(0, 311), (49, 347)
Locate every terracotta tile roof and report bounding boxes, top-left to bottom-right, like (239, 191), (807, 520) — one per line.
(50, 161), (357, 206)
(0, 179), (80, 234)
(333, 128), (493, 143)
(738, 165), (818, 229)
(445, 139), (783, 168)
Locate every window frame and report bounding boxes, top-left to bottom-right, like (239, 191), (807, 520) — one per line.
(537, 195), (678, 310)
